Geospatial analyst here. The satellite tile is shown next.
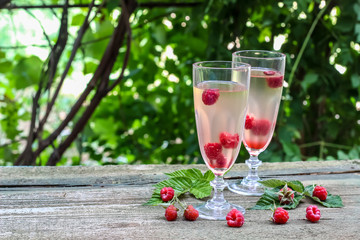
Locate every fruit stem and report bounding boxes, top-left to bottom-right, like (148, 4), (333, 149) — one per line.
(173, 195), (186, 210)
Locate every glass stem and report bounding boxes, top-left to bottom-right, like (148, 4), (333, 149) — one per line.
(245, 155), (262, 182)
(209, 175), (228, 206)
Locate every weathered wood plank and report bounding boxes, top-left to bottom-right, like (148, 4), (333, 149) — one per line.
(1, 160), (359, 186)
(1, 161), (360, 239)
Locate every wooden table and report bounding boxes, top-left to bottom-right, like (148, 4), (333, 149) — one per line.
(1, 160), (360, 239)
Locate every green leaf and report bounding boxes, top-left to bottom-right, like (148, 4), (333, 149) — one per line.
(12, 56), (42, 89)
(301, 73), (318, 92)
(151, 25), (166, 45)
(84, 61), (98, 74)
(251, 188), (304, 210)
(286, 180), (305, 193)
(154, 176), (192, 194)
(351, 74), (360, 88)
(143, 192), (163, 206)
(259, 179), (304, 193)
(203, 170), (215, 181)
(259, 179), (287, 188)
(144, 168), (214, 206)
(250, 189), (278, 210)
(304, 185), (344, 208)
(190, 179), (213, 199)
(164, 168), (215, 182)
(165, 168), (203, 180)
(106, 0), (119, 13)
(281, 140), (301, 157)
(0, 61), (12, 73)
(92, 117), (118, 148)
(71, 13), (85, 26)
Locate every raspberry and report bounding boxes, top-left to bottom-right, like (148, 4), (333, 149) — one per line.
(204, 143), (222, 160)
(245, 140), (267, 149)
(165, 205), (178, 221)
(184, 205), (199, 221)
(209, 153), (229, 169)
(264, 70), (276, 75)
(313, 185), (328, 201)
(251, 119), (271, 136)
(226, 209), (244, 227)
(271, 207), (289, 224)
(306, 205), (321, 223)
(278, 185), (295, 205)
(202, 89), (220, 105)
(160, 187), (175, 202)
(266, 75), (283, 88)
(219, 132), (240, 148)
(245, 115), (254, 129)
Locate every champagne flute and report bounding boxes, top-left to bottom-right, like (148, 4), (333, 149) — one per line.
(228, 50), (286, 196)
(193, 61), (250, 220)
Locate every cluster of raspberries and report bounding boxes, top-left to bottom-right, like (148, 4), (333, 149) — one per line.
(161, 185), (328, 226)
(272, 185), (327, 224)
(203, 132), (240, 169)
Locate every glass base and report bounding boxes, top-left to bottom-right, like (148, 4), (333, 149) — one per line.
(228, 179), (265, 196)
(196, 200), (245, 220)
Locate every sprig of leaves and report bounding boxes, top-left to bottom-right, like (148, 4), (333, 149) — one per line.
(144, 168), (215, 206)
(251, 179), (343, 210)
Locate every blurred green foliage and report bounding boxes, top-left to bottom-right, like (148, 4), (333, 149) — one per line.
(0, 0), (359, 165)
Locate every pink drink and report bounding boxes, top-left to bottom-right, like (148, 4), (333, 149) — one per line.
(194, 81), (248, 175)
(243, 68), (283, 155)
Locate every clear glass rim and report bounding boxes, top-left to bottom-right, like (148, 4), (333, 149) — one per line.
(232, 50), (286, 60)
(193, 61), (250, 70)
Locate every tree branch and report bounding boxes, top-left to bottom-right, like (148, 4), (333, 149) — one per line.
(38, 0), (95, 136)
(38, 0), (127, 161)
(46, 0), (137, 165)
(108, 0), (132, 91)
(14, 1), (70, 166)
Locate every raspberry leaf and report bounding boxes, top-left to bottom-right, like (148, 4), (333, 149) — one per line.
(251, 188), (304, 210)
(144, 168), (215, 206)
(143, 191), (163, 206)
(190, 179), (213, 199)
(154, 177), (192, 194)
(165, 168), (203, 180)
(203, 170), (216, 181)
(251, 189), (279, 210)
(164, 168), (215, 182)
(304, 185), (344, 208)
(287, 181), (305, 193)
(259, 179), (285, 188)
(259, 179), (305, 193)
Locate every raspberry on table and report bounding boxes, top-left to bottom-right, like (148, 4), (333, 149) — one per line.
(251, 119), (271, 136)
(271, 207), (289, 224)
(278, 185), (295, 205)
(313, 185), (328, 201)
(160, 187), (175, 202)
(245, 114), (254, 130)
(266, 75), (283, 88)
(204, 142), (222, 160)
(306, 205), (321, 223)
(202, 89), (220, 105)
(219, 132), (240, 149)
(226, 209), (244, 227)
(165, 205), (178, 221)
(184, 205), (199, 221)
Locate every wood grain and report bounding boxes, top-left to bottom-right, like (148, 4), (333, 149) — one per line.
(1, 160), (360, 239)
